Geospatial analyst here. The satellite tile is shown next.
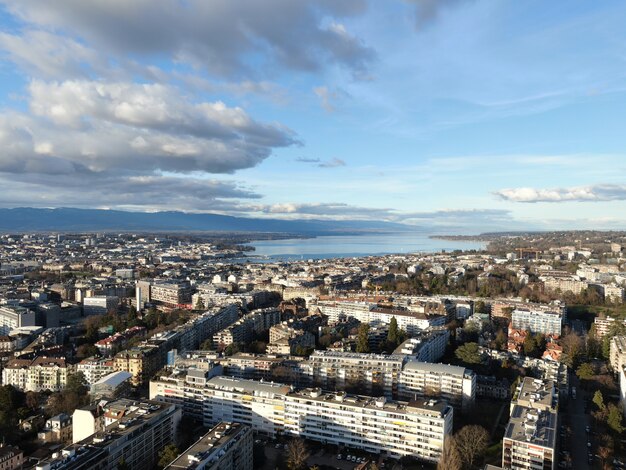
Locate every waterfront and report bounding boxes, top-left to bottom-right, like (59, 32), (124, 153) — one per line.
(246, 232), (486, 260)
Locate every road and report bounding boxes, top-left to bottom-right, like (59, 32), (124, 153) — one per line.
(569, 374), (592, 470)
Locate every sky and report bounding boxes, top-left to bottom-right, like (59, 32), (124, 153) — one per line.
(1, 0), (626, 233)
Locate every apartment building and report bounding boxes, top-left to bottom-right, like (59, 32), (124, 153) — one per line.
(77, 357), (115, 385)
(149, 366), (223, 421)
(114, 346), (161, 387)
(267, 324), (315, 355)
(283, 390), (453, 462)
(212, 308), (280, 347)
(150, 280), (192, 307)
(150, 375), (453, 462)
(2, 356), (70, 392)
(594, 316), (626, 337)
(0, 445), (23, 470)
(502, 405), (557, 470)
(394, 329), (450, 363)
(398, 361), (476, 410)
(541, 275), (587, 295)
(39, 399), (181, 470)
(610, 335), (626, 373)
(164, 422), (253, 470)
(501, 377), (558, 470)
(0, 305), (36, 335)
(83, 296), (119, 316)
(306, 350), (406, 398)
(511, 308), (564, 336)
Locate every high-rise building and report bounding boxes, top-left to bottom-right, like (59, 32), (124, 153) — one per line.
(42, 399), (182, 470)
(164, 422), (253, 470)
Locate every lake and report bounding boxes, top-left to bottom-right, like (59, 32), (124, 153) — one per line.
(245, 232), (485, 260)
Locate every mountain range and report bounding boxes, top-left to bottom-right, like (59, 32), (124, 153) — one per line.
(0, 207), (413, 234)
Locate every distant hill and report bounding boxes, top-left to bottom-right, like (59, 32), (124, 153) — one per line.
(0, 207), (414, 234)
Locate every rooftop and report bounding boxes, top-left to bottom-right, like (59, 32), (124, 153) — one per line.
(165, 422), (249, 469)
(504, 404), (557, 449)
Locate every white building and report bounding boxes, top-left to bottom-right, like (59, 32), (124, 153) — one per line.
(77, 357), (115, 385)
(40, 399), (181, 470)
(150, 375), (453, 462)
(398, 361), (476, 410)
(164, 422), (253, 470)
(0, 305), (36, 335)
(283, 390), (452, 462)
(610, 336), (626, 373)
(307, 350), (407, 398)
(2, 356), (70, 392)
(83, 296), (119, 316)
(511, 308), (564, 336)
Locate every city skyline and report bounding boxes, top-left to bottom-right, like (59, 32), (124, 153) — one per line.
(1, 1), (626, 232)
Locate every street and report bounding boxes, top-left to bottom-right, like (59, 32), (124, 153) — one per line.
(568, 374), (592, 470)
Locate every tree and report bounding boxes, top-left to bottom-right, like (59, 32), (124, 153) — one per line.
(157, 444), (180, 469)
(76, 343), (98, 359)
(454, 425), (490, 468)
(576, 362), (595, 381)
(493, 329), (507, 351)
(25, 391), (40, 410)
(593, 390), (606, 412)
(387, 317), (399, 345)
(607, 403), (625, 434)
(66, 372), (88, 395)
(474, 301), (487, 314)
(455, 342), (481, 365)
(285, 439), (310, 470)
(195, 297), (205, 311)
(437, 437), (462, 470)
(561, 331), (584, 368)
(356, 324), (370, 353)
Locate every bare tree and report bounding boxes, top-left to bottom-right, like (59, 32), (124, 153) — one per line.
(437, 437), (462, 470)
(561, 330), (584, 368)
(286, 439), (310, 470)
(454, 425), (490, 468)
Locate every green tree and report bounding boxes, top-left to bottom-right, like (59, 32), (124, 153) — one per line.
(195, 297), (205, 311)
(356, 324), (370, 353)
(455, 342), (481, 365)
(387, 317), (399, 345)
(523, 332), (538, 357)
(576, 362), (595, 381)
(157, 444), (180, 469)
(493, 329), (507, 351)
(607, 403), (625, 434)
(593, 390), (606, 412)
(224, 343), (241, 356)
(66, 372), (89, 395)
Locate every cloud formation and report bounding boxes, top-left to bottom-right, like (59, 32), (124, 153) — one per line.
(406, 0), (470, 28)
(494, 185), (626, 203)
(2, 0), (374, 79)
(318, 158), (347, 168)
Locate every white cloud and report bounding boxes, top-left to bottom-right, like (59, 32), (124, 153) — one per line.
(494, 184), (626, 203)
(1, 0), (374, 79)
(0, 80), (299, 176)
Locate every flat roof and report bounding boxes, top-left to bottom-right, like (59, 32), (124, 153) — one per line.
(207, 376), (292, 396)
(504, 404), (556, 449)
(165, 422), (249, 469)
(402, 360), (471, 377)
(92, 371), (133, 387)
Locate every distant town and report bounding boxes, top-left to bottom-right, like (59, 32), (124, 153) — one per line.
(1, 231), (626, 469)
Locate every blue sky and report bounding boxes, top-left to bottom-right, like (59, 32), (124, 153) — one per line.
(1, 0), (626, 232)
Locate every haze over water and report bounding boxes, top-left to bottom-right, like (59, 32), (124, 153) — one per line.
(247, 233), (486, 260)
